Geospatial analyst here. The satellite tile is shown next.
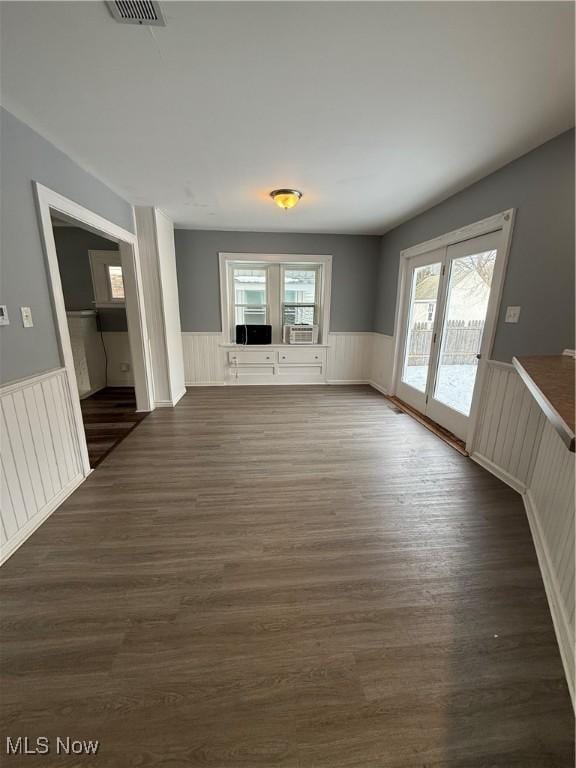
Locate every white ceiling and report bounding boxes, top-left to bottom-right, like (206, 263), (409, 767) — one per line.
(1, 1), (574, 234)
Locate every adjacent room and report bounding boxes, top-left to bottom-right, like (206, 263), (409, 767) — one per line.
(0, 2), (574, 766)
(51, 216), (145, 467)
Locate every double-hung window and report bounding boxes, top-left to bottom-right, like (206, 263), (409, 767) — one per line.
(282, 267), (318, 327)
(221, 254), (331, 344)
(233, 267), (268, 326)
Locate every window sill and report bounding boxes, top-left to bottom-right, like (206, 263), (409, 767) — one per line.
(220, 342), (330, 349)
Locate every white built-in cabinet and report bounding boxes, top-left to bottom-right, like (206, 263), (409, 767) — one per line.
(225, 344), (328, 383)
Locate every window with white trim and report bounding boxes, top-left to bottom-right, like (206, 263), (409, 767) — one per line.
(89, 250), (125, 307)
(220, 254), (331, 344)
(233, 267), (268, 326)
(282, 267), (318, 326)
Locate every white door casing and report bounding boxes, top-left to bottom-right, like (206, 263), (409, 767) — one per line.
(35, 183), (154, 476)
(391, 209), (515, 449)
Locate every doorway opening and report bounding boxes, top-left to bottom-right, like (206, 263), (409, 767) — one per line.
(392, 210), (515, 449)
(35, 183), (154, 477)
(50, 217), (147, 466)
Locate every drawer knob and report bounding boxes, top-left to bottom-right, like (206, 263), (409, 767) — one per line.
(281, 355), (286, 360)
(314, 355), (319, 359)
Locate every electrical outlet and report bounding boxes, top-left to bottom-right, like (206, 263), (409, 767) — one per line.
(0, 305), (9, 326)
(21, 306), (34, 327)
(505, 306), (521, 324)
(120, 362), (131, 372)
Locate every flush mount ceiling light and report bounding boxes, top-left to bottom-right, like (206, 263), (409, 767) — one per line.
(270, 189), (303, 210)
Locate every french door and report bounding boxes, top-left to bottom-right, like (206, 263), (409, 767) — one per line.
(396, 231), (503, 442)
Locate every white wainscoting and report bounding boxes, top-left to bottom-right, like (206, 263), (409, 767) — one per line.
(182, 331), (378, 386)
(0, 368), (84, 564)
(525, 420), (575, 703)
(182, 333), (226, 385)
(326, 332), (373, 384)
(471, 361), (546, 492)
(471, 359), (575, 703)
(369, 332), (395, 394)
(101, 332), (135, 387)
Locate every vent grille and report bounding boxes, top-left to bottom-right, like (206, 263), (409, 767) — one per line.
(107, 1), (165, 26)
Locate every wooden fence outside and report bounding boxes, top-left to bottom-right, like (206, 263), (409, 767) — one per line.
(407, 320), (484, 366)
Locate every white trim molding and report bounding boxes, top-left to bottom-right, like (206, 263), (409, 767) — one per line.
(0, 368), (85, 565)
(34, 183), (154, 477)
(218, 252), (333, 346)
(389, 208), (516, 450)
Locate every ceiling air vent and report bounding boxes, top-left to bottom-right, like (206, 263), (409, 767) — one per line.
(107, 1), (165, 26)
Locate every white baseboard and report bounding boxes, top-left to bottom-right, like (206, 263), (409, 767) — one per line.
(155, 387), (187, 407)
(470, 452), (527, 494)
(523, 490), (575, 706)
(368, 380), (389, 396)
(0, 473), (84, 566)
(185, 381), (226, 387)
(326, 379), (369, 385)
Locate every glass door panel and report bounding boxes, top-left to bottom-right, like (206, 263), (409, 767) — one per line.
(401, 262), (442, 393)
(432, 249), (496, 416)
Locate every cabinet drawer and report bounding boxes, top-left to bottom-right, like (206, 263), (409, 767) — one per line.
(231, 364), (275, 380)
(229, 349), (276, 365)
(278, 347), (326, 365)
(277, 365), (324, 381)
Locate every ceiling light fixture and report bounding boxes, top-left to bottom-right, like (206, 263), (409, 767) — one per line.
(270, 189), (303, 210)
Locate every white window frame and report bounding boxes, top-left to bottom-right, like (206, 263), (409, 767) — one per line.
(219, 253), (332, 345)
(281, 264), (321, 329)
(230, 263), (270, 335)
(89, 250), (125, 308)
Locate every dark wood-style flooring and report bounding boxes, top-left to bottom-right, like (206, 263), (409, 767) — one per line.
(80, 387), (147, 467)
(1, 386), (573, 767)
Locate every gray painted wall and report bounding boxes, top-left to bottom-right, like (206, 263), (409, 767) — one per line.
(0, 107), (134, 384)
(53, 227), (128, 332)
(174, 230), (381, 332)
(375, 129), (575, 362)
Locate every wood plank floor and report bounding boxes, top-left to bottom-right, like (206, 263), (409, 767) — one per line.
(1, 385), (573, 767)
(80, 387), (147, 467)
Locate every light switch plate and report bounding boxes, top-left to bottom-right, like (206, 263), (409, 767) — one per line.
(0, 305), (9, 326)
(21, 306), (34, 327)
(505, 305), (521, 324)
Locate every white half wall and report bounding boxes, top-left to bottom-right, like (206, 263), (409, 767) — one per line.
(0, 368), (84, 564)
(471, 361), (546, 492)
(471, 359), (575, 703)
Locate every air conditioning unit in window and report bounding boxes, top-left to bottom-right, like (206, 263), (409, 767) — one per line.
(283, 325), (319, 345)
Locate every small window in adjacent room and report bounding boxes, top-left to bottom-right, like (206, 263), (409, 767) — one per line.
(107, 265), (125, 300)
(89, 250), (125, 307)
(282, 268), (318, 326)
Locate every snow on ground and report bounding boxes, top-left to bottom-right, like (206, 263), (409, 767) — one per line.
(403, 364), (478, 415)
